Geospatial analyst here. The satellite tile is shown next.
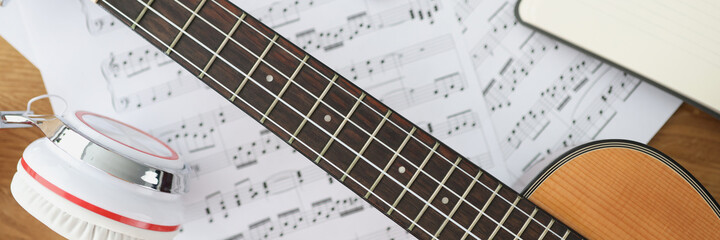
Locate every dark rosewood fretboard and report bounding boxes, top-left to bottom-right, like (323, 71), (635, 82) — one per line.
(95, 0), (583, 239)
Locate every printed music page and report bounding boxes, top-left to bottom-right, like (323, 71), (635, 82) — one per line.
(11, 0), (680, 239)
(518, 0), (720, 113)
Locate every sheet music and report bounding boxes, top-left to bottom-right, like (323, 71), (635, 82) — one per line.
(11, 0), (680, 239)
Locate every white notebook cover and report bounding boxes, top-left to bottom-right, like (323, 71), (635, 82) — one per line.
(517, 0), (720, 116)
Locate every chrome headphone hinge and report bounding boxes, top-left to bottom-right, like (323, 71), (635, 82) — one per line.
(1, 111), (34, 129)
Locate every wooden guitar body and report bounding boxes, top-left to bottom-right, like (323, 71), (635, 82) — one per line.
(524, 140), (720, 239)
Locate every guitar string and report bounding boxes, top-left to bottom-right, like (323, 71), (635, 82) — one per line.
(102, 1), (483, 239)
(99, 1), (440, 238)
(206, 1), (564, 237)
(168, 0), (552, 236)
(128, 0), (552, 238)
(133, 0), (526, 238)
(127, 1), (497, 239)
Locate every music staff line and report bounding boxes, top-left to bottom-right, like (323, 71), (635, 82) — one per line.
(375, 72), (467, 111)
(481, 32), (559, 114)
(467, 1), (518, 64)
(338, 35), (455, 82)
(78, 0), (122, 35)
(349, 225), (415, 240)
(218, 196), (367, 240)
(294, 0), (442, 52)
(151, 103), (246, 155)
(185, 108), (482, 178)
(506, 67), (642, 172)
(100, 45), (207, 112)
(186, 164), (332, 222)
(499, 55), (603, 157)
(453, 0), (483, 31)
(252, 0), (336, 28)
(186, 153), (491, 224)
(521, 71), (641, 172)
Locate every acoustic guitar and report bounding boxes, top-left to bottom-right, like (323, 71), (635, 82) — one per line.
(90, 0), (720, 238)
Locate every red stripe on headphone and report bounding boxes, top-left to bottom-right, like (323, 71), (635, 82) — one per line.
(20, 158), (180, 232)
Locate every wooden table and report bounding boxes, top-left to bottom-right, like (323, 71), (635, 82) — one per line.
(1, 35), (719, 239)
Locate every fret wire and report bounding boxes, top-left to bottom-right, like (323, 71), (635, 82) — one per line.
(120, 1), (558, 238)
(175, 2), (555, 237)
(462, 184), (503, 240)
(120, 2), (482, 237)
(261, 55), (309, 123)
(199, 12), (246, 79)
(205, 4), (563, 237)
(131, 0), (154, 29)
(314, 93), (366, 163)
(173, 0), (299, 86)
(409, 156), (462, 231)
(230, 34), (278, 102)
(388, 142), (439, 215)
(289, 74), (338, 144)
(562, 230), (571, 240)
(489, 196), (521, 239)
(166, 0), (207, 54)
(435, 170), (483, 238)
(99, 3), (440, 238)
(514, 208), (538, 240)
(128, 2), (521, 237)
(539, 219), (555, 240)
(340, 110), (392, 182)
(364, 127), (417, 199)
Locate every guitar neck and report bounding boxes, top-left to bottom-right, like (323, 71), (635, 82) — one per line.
(96, 0), (582, 239)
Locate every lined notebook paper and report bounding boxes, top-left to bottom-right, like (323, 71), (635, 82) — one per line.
(518, 0), (720, 114)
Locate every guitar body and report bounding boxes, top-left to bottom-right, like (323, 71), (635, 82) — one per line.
(524, 140), (720, 239)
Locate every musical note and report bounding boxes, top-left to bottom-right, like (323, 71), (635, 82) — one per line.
(482, 57), (530, 113)
(518, 31), (558, 65)
(111, 70), (203, 112)
(294, 0), (442, 52)
(204, 191), (229, 223)
(453, 0), (484, 26)
(213, 197), (367, 239)
(253, 0), (336, 28)
(100, 45), (195, 112)
(353, 225), (415, 240)
(540, 55), (603, 111)
(482, 32), (561, 114)
(277, 208), (304, 237)
(248, 218), (274, 239)
(101, 45), (175, 80)
(379, 72), (466, 110)
(78, 0), (121, 35)
(499, 104), (552, 157)
(511, 68), (642, 173)
(185, 165), (332, 221)
(21, 0), (682, 239)
(185, 129), (291, 176)
(152, 112), (220, 155)
(468, 1), (518, 64)
(419, 109), (480, 139)
(339, 35), (455, 82)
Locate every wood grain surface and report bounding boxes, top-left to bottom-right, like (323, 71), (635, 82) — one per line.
(527, 143), (720, 239)
(1, 32), (719, 239)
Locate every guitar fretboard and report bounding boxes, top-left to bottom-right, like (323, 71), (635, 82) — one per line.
(96, 0), (582, 239)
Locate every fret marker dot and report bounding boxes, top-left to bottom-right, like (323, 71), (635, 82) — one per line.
(441, 197), (449, 205)
(398, 166), (406, 174)
(266, 75), (274, 82)
(324, 115), (331, 122)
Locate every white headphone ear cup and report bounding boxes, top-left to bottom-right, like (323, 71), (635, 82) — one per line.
(10, 165), (176, 240)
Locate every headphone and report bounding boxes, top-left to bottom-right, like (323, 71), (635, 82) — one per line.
(2, 96), (186, 240)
